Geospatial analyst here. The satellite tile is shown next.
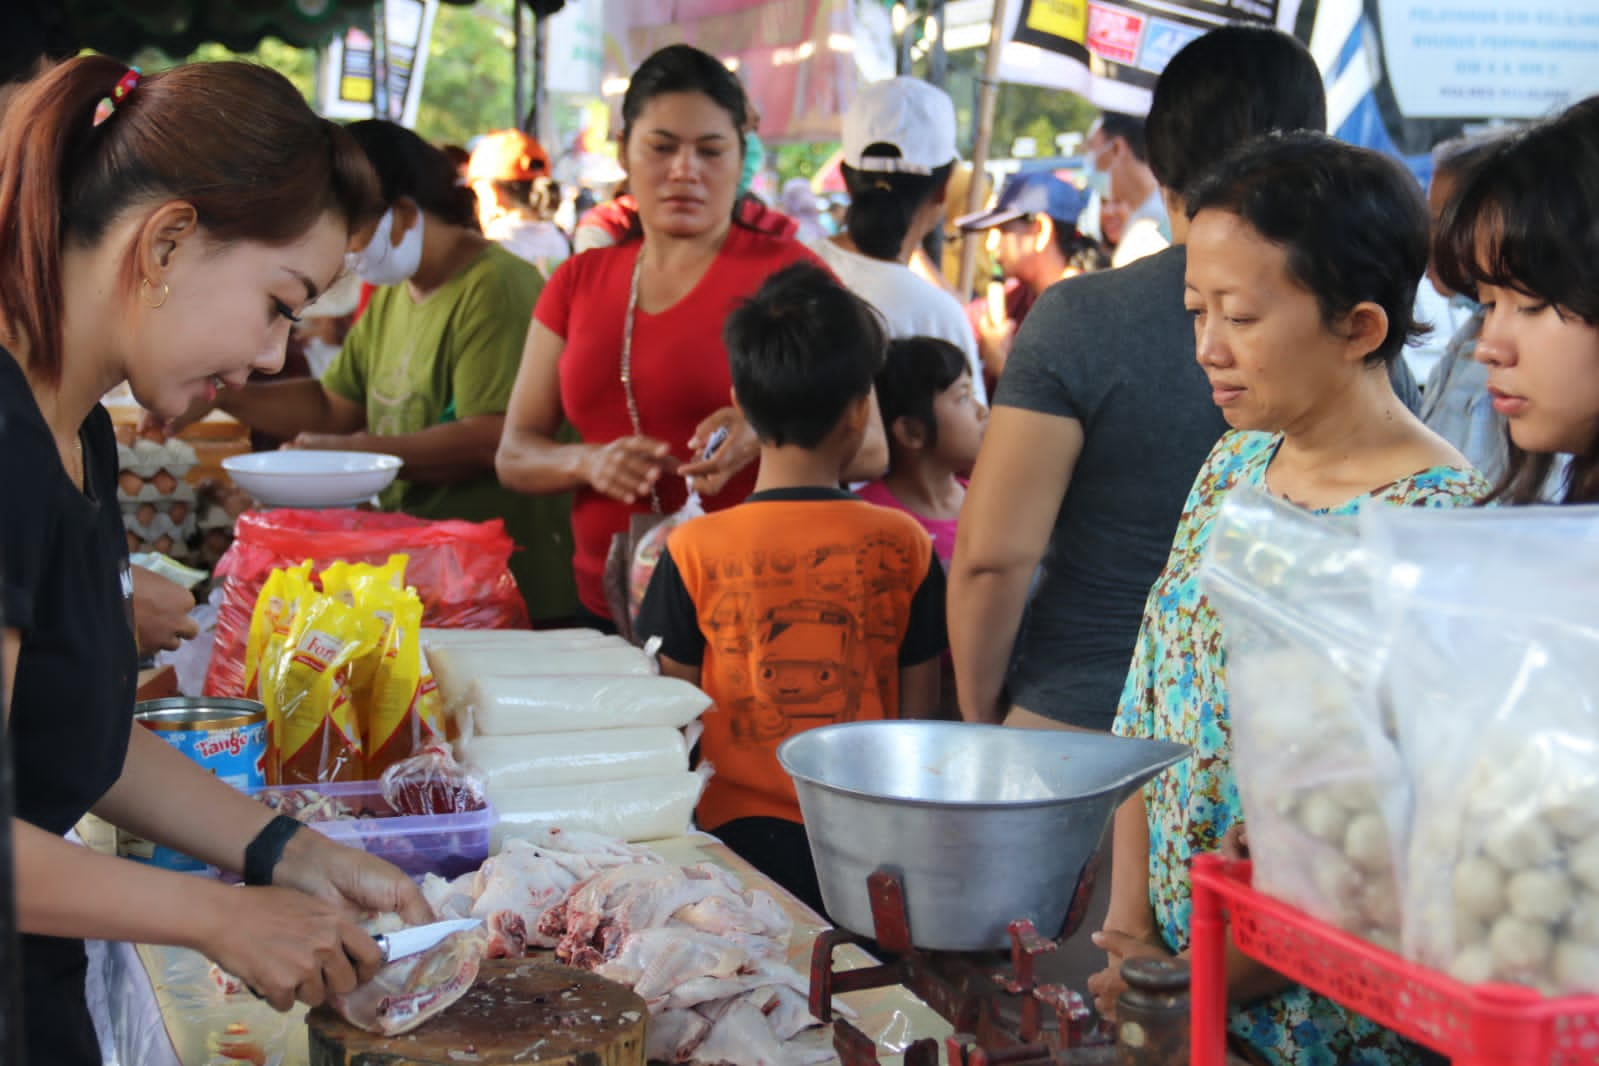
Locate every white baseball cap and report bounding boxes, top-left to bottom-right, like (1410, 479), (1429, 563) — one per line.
(842, 77), (959, 176)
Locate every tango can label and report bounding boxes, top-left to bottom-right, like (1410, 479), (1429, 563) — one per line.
(119, 698), (267, 872)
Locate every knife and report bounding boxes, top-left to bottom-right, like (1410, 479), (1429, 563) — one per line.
(373, 918), (483, 964)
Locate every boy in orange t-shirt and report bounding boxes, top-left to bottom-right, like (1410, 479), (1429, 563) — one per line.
(637, 262), (946, 914)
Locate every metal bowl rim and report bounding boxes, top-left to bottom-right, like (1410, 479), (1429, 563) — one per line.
(776, 720), (1187, 812)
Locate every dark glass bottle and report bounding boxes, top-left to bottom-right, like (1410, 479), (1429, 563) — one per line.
(1116, 957), (1190, 1066)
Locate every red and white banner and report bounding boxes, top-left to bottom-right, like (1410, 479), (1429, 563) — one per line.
(602, 0), (876, 142)
(997, 0), (1303, 115)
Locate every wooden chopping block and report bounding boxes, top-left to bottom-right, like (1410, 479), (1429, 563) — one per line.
(307, 958), (648, 1066)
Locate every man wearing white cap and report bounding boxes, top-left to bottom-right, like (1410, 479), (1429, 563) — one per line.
(809, 77), (986, 405)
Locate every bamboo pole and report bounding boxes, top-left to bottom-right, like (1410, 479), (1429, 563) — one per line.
(957, 0), (1008, 301)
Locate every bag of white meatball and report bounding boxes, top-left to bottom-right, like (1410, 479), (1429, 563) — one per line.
(1363, 504), (1599, 995)
(1201, 488), (1409, 951)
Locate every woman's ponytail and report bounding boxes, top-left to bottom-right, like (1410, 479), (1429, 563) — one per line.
(0, 55), (128, 384)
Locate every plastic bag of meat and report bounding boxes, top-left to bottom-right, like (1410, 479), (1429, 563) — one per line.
(332, 925), (492, 1036)
(1363, 504), (1599, 993)
(380, 743), (488, 816)
(1200, 487), (1409, 951)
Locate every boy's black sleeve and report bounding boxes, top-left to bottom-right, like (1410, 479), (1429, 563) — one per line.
(636, 547), (706, 666)
(898, 553), (948, 666)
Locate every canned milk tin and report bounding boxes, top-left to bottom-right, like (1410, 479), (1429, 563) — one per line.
(120, 697), (268, 872)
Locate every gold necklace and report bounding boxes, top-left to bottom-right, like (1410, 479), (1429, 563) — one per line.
(619, 245), (661, 514)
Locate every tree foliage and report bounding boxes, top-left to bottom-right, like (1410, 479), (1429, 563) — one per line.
(772, 141), (840, 186)
(134, 36), (315, 98)
(412, 0), (518, 146)
(136, 1), (524, 149)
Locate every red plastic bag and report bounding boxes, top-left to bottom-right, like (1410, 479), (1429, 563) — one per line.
(205, 509), (528, 698)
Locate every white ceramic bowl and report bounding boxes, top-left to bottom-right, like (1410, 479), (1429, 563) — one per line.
(222, 450), (402, 509)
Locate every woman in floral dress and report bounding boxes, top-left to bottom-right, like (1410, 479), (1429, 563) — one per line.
(1091, 134), (1489, 1064)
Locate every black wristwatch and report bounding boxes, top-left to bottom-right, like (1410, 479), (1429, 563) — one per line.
(243, 815), (303, 887)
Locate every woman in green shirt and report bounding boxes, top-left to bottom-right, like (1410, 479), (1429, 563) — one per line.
(204, 120), (577, 623)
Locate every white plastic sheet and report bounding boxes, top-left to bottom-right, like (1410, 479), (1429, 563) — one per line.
(462, 726), (689, 789)
(428, 642), (654, 712)
(419, 627), (617, 648)
(466, 675), (711, 737)
(492, 772), (707, 845)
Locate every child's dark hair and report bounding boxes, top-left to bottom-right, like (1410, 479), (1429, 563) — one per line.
(875, 336), (968, 450)
(725, 262), (886, 449)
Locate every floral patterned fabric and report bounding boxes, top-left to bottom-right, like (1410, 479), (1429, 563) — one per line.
(1113, 429), (1488, 1065)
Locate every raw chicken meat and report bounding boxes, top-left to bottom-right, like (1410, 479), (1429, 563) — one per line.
(594, 927), (747, 1004)
(549, 861), (791, 969)
(332, 925), (491, 1036)
(423, 830), (659, 956)
(694, 994), (817, 1066)
(428, 826), (826, 1065)
(647, 1007), (713, 1062)
(662, 957), (810, 1012)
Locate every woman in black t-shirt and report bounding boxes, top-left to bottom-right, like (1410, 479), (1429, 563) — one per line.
(0, 57), (431, 1064)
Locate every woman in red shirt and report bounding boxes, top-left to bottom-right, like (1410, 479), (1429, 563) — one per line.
(497, 43), (885, 628)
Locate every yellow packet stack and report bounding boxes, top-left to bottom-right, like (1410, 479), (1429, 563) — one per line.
(320, 555), (408, 707)
(366, 589), (448, 775)
(271, 592), (380, 784)
(249, 562), (312, 784)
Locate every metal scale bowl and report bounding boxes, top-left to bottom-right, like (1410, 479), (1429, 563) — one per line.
(779, 721), (1190, 952)
(779, 721), (1191, 1066)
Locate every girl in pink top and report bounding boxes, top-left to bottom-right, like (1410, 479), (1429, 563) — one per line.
(858, 336), (988, 567)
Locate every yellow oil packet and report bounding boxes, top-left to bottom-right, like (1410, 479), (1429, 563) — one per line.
(244, 561), (310, 703)
(273, 591), (380, 784)
(321, 555), (408, 702)
(253, 562), (313, 784)
(366, 588), (446, 775)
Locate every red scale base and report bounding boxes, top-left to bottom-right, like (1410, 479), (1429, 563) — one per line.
(806, 869), (1115, 1066)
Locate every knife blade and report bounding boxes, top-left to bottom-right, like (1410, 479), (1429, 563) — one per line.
(373, 918), (483, 964)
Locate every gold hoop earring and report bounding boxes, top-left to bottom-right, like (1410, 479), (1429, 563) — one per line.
(141, 278), (169, 309)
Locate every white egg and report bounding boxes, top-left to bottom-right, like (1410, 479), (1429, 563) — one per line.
(1568, 894), (1599, 945)
(1453, 854), (1506, 920)
(1546, 784), (1599, 841)
(1507, 868), (1573, 924)
(1310, 851), (1363, 908)
(1488, 914), (1553, 976)
(1448, 943), (1496, 985)
(1359, 880), (1401, 930)
(1344, 811), (1391, 874)
(1481, 815), (1560, 870)
(1570, 834), (1599, 893)
(1554, 941), (1599, 994)
(1300, 791), (1351, 844)
(1322, 779), (1380, 813)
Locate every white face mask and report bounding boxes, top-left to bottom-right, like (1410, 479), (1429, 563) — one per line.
(350, 206), (424, 286)
(1085, 165), (1113, 202)
(301, 336), (342, 378)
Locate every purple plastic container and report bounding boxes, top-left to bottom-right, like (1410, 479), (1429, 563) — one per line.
(247, 780), (493, 880)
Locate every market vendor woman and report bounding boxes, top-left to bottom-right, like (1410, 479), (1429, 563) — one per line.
(184, 119), (578, 625)
(0, 58), (431, 1064)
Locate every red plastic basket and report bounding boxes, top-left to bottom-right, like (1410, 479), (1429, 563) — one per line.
(1190, 853), (1599, 1066)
